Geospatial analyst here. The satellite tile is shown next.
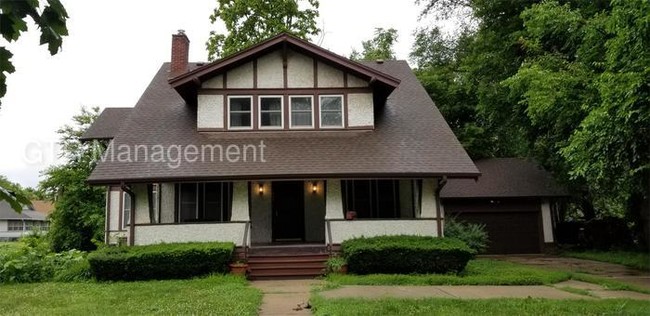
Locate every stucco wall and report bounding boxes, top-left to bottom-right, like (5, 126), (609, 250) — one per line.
(420, 179), (439, 218)
(160, 183), (175, 223)
(134, 223), (248, 246)
(541, 200), (554, 243)
(317, 61), (344, 88)
(304, 180), (326, 242)
(250, 181), (272, 243)
(347, 74), (368, 88)
(257, 50), (284, 88)
(326, 220), (438, 244)
(231, 181), (250, 221)
(133, 184), (150, 224)
(287, 49), (314, 88)
(227, 61), (254, 88)
(325, 180), (344, 219)
(202, 74), (223, 89)
(108, 189), (121, 231)
(347, 93), (374, 127)
(197, 94), (224, 129)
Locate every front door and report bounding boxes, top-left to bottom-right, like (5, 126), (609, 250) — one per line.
(272, 181), (305, 241)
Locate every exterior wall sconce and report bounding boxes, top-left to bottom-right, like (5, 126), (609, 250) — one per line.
(258, 183), (264, 195)
(311, 181), (318, 194)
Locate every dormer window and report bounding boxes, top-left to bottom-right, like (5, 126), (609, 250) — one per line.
(319, 95), (344, 128)
(290, 96), (314, 128)
(228, 96), (253, 129)
(259, 96), (283, 129)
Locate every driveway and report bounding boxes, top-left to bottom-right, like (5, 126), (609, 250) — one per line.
(494, 255), (650, 290)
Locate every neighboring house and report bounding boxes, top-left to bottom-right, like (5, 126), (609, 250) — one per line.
(30, 200), (55, 216)
(441, 158), (568, 254)
(82, 31), (479, 249)
(0, 201), (49, 241)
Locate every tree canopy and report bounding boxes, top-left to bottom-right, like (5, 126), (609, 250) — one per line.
(39, 107), (106, 252)
(350, 28), (399, 61)
(205, 0), (320, 60)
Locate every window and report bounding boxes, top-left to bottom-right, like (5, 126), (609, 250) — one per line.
(7, 220), (24, 231)
(290, 96), (313, 128)
(342, 180), (415, 219)
(319, 95), (344, 128)
(123, 192), (132, 229)
(177, 182), (233, 222)
(228, 96), (252, 129)
(259, 96), (283, 129)
(148, 184), (160, 223)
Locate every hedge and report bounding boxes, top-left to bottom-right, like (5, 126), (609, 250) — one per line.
(340, 235), (475, 274)
(87, 242), (234, 281)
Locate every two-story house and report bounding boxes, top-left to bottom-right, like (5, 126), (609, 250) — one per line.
(83, 32), (479, 262)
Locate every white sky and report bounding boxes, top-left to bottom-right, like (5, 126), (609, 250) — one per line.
(0, 0), (435, 188)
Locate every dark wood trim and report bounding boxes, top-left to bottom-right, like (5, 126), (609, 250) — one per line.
(106, 229), (127, 233)
(109, 185), (120, 192)
(118, 186), (123, 230)
(537, 206), (545, 252)
(105, 187), (110, 243)
(174, 183), (179, 223)
(197, 128), (227, 132)
(200, 87), (372, 94)
(253, 59), (258, 89)
(343, 93), (349, 128)
(252, 95), (259, 131)
(222, 94), (227, 129)
(314, 93), (320, 128)
(343, 73), (348, 88)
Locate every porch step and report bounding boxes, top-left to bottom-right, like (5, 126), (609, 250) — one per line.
(246, 247), (329, 279)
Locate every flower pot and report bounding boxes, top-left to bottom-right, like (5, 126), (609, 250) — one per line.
(229, 263), (249, 276)
(345, 211), (357, 220)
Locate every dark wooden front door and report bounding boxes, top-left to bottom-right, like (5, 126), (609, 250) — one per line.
(272, 181), (305, 241)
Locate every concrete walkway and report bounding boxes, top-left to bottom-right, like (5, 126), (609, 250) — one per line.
(252, 279), (320, 316)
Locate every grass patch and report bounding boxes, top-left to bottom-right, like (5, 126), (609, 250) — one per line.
(310, 296), (650, 315)
(557, 286), (593, 297)
(326, 259), (570, 286)
(570, 273), (650, 294)
(563, 250), (650, 271)
(0, 274), (262, 315)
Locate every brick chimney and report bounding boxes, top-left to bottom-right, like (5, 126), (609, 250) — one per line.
(170, 30), (190, 78)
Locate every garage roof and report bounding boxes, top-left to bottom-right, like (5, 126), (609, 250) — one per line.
(441, 158), (568, 198)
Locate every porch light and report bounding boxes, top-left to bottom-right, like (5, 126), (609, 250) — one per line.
(311, 182), (318, 194)
(258, 183), (264, 195)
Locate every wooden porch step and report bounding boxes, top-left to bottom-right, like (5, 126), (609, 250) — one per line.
(249, 267), (325, 279)
(250, 262), (326, 270)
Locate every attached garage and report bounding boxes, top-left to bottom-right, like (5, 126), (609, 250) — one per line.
(441, 158), (567, 254)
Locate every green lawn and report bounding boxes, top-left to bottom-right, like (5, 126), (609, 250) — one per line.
(310, 297), (650, 316)
(0, 275), (262, 315)
(327, 259), (571, 286)
(563, 250), (650, 271)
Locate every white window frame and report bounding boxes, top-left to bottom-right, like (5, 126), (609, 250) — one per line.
(289, 95), (314, 129)
(122, 191), (132, 229)
(227, 95), (254, 130)
(258, 95), (284, 129)
(319, 95), (345, 129)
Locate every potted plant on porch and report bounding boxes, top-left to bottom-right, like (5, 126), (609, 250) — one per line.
(229, 260), (249, 276)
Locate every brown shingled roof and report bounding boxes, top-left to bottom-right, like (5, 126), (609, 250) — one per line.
(80, 108), (133, 141)
(441, 158), (568, 198)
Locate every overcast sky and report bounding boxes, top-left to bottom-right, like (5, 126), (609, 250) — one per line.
(0, 0), (436, 188)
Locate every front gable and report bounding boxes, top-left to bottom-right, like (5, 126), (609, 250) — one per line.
(169, 33), (398, 132)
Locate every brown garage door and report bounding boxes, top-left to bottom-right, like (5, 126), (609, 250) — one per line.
(452, 211), (541, 254)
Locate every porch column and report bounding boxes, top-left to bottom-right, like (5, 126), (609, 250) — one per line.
(420, 179), (438, 218)
(230, 181), (250, 221)
(325, 180), (344, 220)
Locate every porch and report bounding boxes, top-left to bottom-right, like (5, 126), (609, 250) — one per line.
(105, 179), (445, 250)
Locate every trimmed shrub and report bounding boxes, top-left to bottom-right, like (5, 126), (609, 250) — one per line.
(341, 235), (475, 275)
(87, 242), (234, 281)
(444, 218), (489, 253)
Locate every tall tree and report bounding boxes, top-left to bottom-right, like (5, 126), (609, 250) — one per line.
(0, 0), (69, 106)
(350, 28), (398, 61)
(205, 0), (320, 60)
(39, 107), (106, 252)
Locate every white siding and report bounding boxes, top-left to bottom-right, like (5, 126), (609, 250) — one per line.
(227, 61), (254, 88)
(347, 93), (374, 127)
(257, 50), (284, 88)
(197, 94), (224, 129)
(287, 50), (314, 88)
(317, 61), (344, 88)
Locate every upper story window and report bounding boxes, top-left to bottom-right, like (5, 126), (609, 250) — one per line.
(228, 96), (253, 129)
(259, 96), (283, 129)
(290, 96), (313, 128)
(319, 95), (344, 128)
